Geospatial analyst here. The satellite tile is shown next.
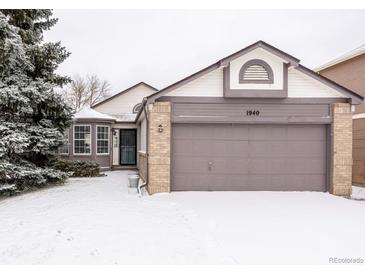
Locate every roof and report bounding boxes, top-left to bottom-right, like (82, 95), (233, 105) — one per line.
(315, 44), (365, 72)
(146, 40), (363, 105)
(147, 40), (299, 102)
(73, 107), (116, 121)
(92, 82), (158, 108)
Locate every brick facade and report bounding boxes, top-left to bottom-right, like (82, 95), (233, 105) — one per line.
(138, 151), (147, 182)
(147, 102), (171, 194)
(331, 103), (353, 196)
(145, 102), (353, 196)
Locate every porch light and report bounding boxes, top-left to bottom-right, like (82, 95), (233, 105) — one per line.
(158, 124), (163, 133)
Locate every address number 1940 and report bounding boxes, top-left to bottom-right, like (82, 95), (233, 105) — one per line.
(246, 110), (260, 116)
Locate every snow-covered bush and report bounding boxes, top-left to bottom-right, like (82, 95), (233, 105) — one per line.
(53, 159), (100, 177)
(0, 10), (73, 196)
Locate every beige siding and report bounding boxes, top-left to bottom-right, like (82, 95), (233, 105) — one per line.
(140, 117), (147, 152)
(167, 68), (223, 97)
(93, 84), (156, 115)
(164, 65), (346, 100)
(112, 128), (119, 165)
(288, 68), (346, 98)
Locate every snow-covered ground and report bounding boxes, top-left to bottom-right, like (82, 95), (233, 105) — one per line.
(0, 171), (365, 265)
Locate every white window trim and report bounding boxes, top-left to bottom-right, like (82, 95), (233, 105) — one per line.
(73, 124), (92, 156)
(96, 125), (110, 155)
(59, 129), (70, 155)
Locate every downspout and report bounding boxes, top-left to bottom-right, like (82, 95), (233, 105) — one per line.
(138, 97), (149, 196)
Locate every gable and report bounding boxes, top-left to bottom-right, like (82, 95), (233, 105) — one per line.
(93, 84), (157, 116)
(149, 41), (362, 104)
(167, 68), (223, 97)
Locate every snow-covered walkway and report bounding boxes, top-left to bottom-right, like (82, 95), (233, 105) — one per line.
(0, 170), (365, 264)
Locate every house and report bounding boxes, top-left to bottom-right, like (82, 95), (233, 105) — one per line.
(316, 45), (365, 186)
(62, 41), (363, 196)
(59, 82), (158, 168)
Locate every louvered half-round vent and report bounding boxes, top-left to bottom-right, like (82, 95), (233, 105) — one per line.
(239, 59), (274, 84)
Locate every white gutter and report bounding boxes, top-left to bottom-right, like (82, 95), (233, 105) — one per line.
(315, 44), (365, 72)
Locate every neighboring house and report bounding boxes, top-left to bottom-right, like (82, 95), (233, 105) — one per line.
(316, 45), (365, 186)
(62, 41), (363, 196)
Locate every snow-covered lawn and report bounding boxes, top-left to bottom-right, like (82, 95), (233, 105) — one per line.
(0, 170), (365, 265)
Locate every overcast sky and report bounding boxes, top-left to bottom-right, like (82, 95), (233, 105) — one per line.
(44, 9), (365, 94)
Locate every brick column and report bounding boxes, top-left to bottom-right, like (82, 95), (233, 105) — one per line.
(138, 151), (147, 182)
(147, 102), (171, 194)
(331, 103), (352, 196)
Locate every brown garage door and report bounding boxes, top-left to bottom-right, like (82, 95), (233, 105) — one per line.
(172, 124), (327, 191)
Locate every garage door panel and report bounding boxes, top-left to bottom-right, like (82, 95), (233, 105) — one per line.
(172, 124), (327, 191)
(172, 156), (192, 173)
(209, 174), (251, 191)
(191, 126), (215, 139)
(208, 158), (250, 174)
(303, 175), (327, 191)
(191, 140), (212, 156)
(173, 174), (208, 191)
(287, 126), (326, 141)
(229, 126), (249, 140)
(249, 141), (288, 157)
(229, 159), (250, 174)
(267, 158), (288, 174)
(173, 139), (193, 155)
(248, 158), (270, 174)
(218, 140), (249, 156)
(286, 158), (326, 174)
(173, 125), (193, 139)
(286, 141), (326, 156)
(249, 126), (288, 140)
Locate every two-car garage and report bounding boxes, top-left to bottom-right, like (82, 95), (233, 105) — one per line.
(172, 123), (328, 191)
(170, 102), (330, 192)
(143, 41), (359, 196)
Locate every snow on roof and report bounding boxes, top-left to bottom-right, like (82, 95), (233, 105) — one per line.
(111, 114), (136, 122)
(315, 44), (365, 72)
(73, 107), (116, 121)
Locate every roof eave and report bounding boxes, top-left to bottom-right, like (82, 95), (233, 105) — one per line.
(315, 47), (365, 72)
(92, 82), (158, 109)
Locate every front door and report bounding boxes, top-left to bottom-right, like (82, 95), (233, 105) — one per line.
(120, 129), (137, 165)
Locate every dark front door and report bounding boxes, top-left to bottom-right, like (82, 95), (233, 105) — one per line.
(120, 129), (137, 165)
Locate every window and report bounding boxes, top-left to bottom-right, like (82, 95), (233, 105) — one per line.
(74, 125), (91, 155)
(59, 129), (69, 155)
(96, 125), (110, 155)
(132, 103), (142, 113)
(239, 59), (274, 84)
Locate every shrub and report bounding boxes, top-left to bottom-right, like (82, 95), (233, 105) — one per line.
(53, 159), (100, 177)
(0, 160), (68, 197)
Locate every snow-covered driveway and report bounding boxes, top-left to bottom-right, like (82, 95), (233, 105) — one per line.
(0, 170), (365, 265)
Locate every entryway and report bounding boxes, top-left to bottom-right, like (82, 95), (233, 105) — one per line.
(120, 129), (137, 165)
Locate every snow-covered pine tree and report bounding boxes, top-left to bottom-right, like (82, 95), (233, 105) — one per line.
(0, 10), (73, 195)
